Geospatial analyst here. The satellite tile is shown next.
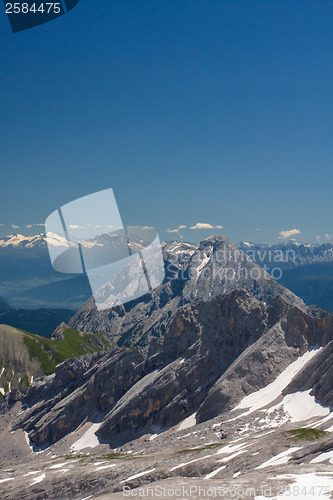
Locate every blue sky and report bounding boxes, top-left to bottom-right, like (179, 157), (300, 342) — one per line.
(1, 0), (332, 244)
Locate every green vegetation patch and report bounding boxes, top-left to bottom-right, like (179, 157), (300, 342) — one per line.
(283, 428), (329, 441)
(23, 327), (107, 375)
(96, 452), (141, 460)
(177, 442), (222, 454)
(57, 454), (89, 461)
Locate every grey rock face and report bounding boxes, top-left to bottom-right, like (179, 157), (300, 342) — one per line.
(0, 325), (44, 394)
(51, 321), (69, 340)
(5, 289), (331, 449)
(69, 236), (304, 347)
(282, 339), (333, 407)
(196, 294), (333, 423)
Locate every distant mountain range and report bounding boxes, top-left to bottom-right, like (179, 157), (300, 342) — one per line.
(0, 234), (91, 310)
(0, 234), (332, 499)
(0, 232), (333, 335)
(0, 233), (148, 310)
(239, 240), (333, 265)
(0, 294), (75, 336)
(0, 307), (75, 337)
(239, 240), (333, 311)
(0, 296), (12, 312)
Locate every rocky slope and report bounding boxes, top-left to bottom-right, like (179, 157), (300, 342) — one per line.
(0, 288), (332, 499)
(3, 289), (331, 452)
(0, 324), (114, 396)
(69, 236), (304, 346)
(0, 235), (332, 499)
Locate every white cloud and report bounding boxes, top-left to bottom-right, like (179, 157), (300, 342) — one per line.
(11, 224), (19, 229)
(34, 223), (45, 227)
(325, 233), (332, 240)
(190, 223), (214, 230)
(315, 235), (321, 242)
(25, 224), (33, 229)
(128, 225), (154, 231)
(256, 228), (262, 231)
(190, 222), (223, 230)
(166, 225), (187, 234)
(279, 229), (301, 239)
(0, 224), (3, 227)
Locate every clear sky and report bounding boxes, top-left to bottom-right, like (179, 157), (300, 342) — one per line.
(1, 0), (332, 244)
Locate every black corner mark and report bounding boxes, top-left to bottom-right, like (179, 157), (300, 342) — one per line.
(63, 0), (79, 11)
(3, 0), (80, 33)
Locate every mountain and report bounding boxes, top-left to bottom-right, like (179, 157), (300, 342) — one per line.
(0, 234), (49, 249)
(70, 235), (304, 343)
(0, 233), (147, 310)
(1, 233), (332, 311)
(0, 234), (85, 310)
(0, 296), (12, 312)
(6, 289), (330, 448)
(0, 236), (332, 499)
(0, 323), (114, 397)
(239, 240), (333, 266)
(0, 232), (148, 250)
(0, 295), (75, 337)
(0, 289), (332, 499)
(239, 241), (333, 310)
(0, 307), (76, 337)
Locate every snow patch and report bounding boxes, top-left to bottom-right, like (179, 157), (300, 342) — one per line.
(170, 455), (212, 472)
(30, 473), (46, 486)
(196, 255), (210, 276)
(178, 412), (197, 431)
(49, 462), (69, 469)
(121, 468), (155, 483)
(71, 423), (101, 451)
(218, 449), (248, 463)
(256, 447), (301, 469)
(310, 450), (333, 464)
(204, 465), (227, 479)
(24, 431), (35, 453)
(233, 348), (323, 417)
(267, 390), (330, 422)
(95, 464), (117, 471)
(255, 472), (333, 499)
(24, 471), (42, 476)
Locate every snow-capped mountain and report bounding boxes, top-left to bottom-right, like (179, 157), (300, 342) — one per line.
(239, 240), (333, 266)
(0, 233), (48, 248)
(70, 235), (304, 340)
(0, 235), (332, 499)
(0, 232), (146, 249)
